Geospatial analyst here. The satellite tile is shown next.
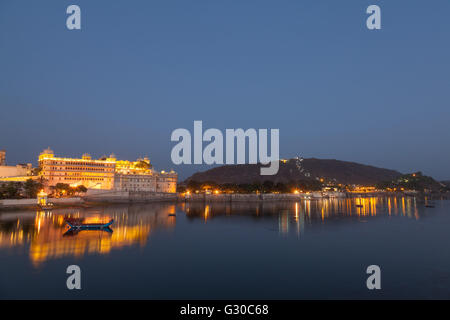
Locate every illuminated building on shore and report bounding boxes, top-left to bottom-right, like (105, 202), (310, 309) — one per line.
(38, 148), (177, 192)
(39, 148), (115, 189)
(349, 186), (377, 193)
(156, 171), (178, 193)
(114, 173), (158, 192)
(113, 155), (157, 192)
(113, 156), (177, 192)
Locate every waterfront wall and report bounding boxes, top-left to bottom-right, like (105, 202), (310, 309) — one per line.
(50, 198), (83, 205)
(0, 197), (83, 208)
(0, 199), (36, 207)
(130, 191), (178, 202)
(84, 189), (129, 202)
(83, 189), (178, 203)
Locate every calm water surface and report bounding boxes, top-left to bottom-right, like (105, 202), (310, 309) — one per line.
(1, 197), (450, 299)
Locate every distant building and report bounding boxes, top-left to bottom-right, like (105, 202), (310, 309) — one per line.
(38, 148), (177, 193)
(0, 150), (5, 166)
(0, 150), (33, 179)
(0, 164), (32, 178)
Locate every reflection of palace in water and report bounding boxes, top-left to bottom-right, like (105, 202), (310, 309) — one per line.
(0, 197), (424, 266)
(183, 196), (422, 235)
(0, 203), (176, 267)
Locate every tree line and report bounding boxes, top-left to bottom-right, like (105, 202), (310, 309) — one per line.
(178, 180), (325, 194)
(0, 179), (87, 199)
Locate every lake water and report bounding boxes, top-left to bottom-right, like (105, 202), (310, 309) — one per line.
(1, 197), (449, 299)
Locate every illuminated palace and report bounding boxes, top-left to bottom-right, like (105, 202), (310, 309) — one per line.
(38, 148), (177, 193)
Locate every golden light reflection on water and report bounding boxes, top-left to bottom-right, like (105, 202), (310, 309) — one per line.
(0, 197), (425, 266)
(0, 204), (176, 267)
(293, 196), (421, 235)
(184, 196), (423, 237)
(204, 204), (210, 222)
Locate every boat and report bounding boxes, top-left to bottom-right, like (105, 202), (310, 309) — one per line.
(65, 218), (114, 230)
(63, 226), (113, 236)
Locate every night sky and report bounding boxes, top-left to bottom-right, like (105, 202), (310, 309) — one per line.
(1, 0), (449, 180)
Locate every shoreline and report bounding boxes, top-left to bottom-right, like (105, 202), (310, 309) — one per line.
(1, 191), (449, 211)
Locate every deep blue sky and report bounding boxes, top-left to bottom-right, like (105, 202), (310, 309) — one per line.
(1, 1), (450, 180)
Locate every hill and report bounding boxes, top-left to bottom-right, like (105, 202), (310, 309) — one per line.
(185, 158), (402, 185)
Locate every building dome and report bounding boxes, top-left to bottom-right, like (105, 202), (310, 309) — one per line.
(39, 147), (54, 160)
(82, 153), (91, 160)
